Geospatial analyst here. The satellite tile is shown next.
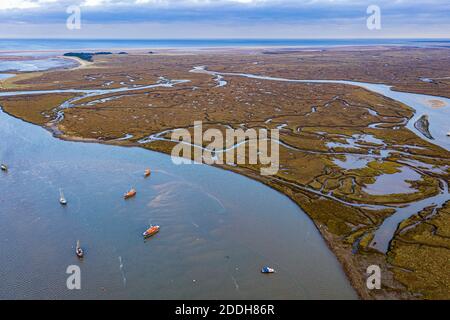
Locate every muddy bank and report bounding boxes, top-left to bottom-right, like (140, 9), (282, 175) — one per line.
(414, 115), (434, 140)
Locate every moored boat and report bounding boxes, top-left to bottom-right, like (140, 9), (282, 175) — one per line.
(143, 225), (160, 238)
(76, 240), (84, 258)
(124, 188), (137, 199)
(59, 188), (67, 205)
(1, 164), (7, 171)
(447, 131), (450, 137)
(144, 168), (151, 178)
(261, 266), (275, 274)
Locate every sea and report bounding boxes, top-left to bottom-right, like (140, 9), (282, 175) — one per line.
(0, 38), (449, 52)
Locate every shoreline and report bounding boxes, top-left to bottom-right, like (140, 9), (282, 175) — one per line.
(57, 55), (94, 70)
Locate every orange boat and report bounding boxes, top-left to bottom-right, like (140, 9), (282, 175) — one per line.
(143, 225), (160, 238)
(144, 169), (151, 178)
(124, 188), (137, 199)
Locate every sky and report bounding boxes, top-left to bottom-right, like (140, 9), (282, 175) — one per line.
(0, 0), (449, 39)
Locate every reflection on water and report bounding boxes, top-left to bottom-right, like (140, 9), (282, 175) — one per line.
(0, 109), (355, 299)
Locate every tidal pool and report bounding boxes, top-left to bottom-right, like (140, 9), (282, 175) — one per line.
(363, 167), (421, 195)
(0, 108), (355, 299)
(327, 134), (385, 151)
(333, 155), (370, 170)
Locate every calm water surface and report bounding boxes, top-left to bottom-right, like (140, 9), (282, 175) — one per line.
(0, 109), (356, 299)
(0, 58), (76, 72)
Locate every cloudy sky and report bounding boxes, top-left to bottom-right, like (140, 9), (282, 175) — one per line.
(0, 0), (449, 38)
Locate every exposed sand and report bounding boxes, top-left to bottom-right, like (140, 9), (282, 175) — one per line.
(427, 99), (447, 109)
(58, 56), (95, 70)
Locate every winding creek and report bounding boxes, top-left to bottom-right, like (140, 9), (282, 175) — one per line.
(191, 67), (450, 253)
(0, 64), (449, 298)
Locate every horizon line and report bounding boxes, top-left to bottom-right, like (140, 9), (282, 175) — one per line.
(1, 37), (449, 40)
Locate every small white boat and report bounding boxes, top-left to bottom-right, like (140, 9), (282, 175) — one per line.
(59, 188), (67, 205)
(1, 164), (7, 171)
(447, 131), (450, 137)
(76, 240), (84, 258)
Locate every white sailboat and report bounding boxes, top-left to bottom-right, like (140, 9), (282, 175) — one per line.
(59, 188), (67, 205)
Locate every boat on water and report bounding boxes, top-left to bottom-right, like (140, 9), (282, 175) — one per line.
(76, 240), (84, 258)
(124, 188), (137, 199)
(261, 266), (275, 274)
(59, 188), (67, 205)
(1, 164), (7, 171)
(447, 131), (450, 137)
(144, 168), (151, 178)
(143, 225), (160, 238)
